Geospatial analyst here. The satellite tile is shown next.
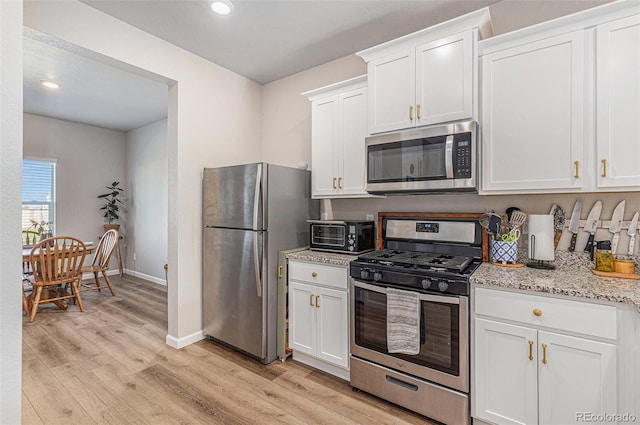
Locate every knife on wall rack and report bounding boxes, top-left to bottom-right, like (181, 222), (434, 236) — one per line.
(583, 201), (602, 253)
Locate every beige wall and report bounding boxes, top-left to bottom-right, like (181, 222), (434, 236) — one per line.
(0, 0), (23, 422)
(23, 114), (127, 252)
(24, 0), (263, 346)
(125, 119), (168, 283)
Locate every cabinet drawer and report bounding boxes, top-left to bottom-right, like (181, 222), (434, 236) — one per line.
(475, 287), (616, 340)
(289, 261), (348, 290)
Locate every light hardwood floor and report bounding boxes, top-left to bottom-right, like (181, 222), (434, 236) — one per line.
(22, 275), (438, 425)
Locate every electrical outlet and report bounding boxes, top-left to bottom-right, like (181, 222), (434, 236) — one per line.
(133, 253), (137, 261)
(366, 213), (374, 221)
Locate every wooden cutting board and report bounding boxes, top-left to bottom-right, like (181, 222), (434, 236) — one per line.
(591, 269), (640, 280)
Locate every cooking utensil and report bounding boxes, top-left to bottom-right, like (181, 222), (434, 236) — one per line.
(506, 207), (521, 221)
(609, 200), (625, 255)
(567, 199), (582, 252)
(583, 200), (602, 253)
(501, 228), (521, 242)
(479, 212), (501, 239)
(509, 210), (527, 231)
(627, 212), (638, 256)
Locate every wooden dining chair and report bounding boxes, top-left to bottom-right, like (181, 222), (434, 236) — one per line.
(28, 236), (87, 322)
(79, 229), (119, 296)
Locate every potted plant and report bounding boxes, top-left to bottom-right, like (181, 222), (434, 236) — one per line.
(98, 181), (125, 231)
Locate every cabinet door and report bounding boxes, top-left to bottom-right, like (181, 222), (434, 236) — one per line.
(315, 285), (349, 369)
(481, 31), (585, 193)
(338, 86), (368, 196)
(368, 49), (415, 134)
(289, 281), (316, 356)
(416, 31), (473, 126)
(311, 96), (339, 197)
(538, 331), (617, 425)
(474, 318), (538, 425)
(596, 15), (640, 189)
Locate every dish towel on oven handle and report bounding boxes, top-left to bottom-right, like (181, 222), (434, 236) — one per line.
(386, 287), (420, 355)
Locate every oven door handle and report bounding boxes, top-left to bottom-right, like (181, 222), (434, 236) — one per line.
(352, 279), (460, 305)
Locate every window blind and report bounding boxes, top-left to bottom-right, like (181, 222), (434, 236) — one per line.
(22, 159), (56, 231)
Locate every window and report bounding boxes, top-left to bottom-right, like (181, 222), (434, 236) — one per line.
(22, 158), (56, 238)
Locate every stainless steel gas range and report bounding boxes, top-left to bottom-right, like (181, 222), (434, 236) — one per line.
(349, 214), (487, 425)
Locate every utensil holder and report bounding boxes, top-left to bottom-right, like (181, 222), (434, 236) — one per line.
(491, 240), (518, 264)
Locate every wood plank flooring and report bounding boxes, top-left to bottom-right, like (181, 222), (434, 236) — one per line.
(22, 275), (438, 424)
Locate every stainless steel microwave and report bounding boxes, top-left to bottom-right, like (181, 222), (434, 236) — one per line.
(308, 220), (375, 254)
(365, 121), (477, 194)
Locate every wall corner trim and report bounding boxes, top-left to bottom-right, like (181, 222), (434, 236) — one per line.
(166, 330), (205, 349)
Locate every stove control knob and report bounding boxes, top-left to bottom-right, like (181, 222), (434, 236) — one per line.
(373, 271), (383, 282)
(438, 281), (449, 292)
(421, 278), (432, 289)
(360, 269), (370, 280)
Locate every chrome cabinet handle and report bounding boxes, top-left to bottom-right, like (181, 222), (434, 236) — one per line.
(528, 340), (534, 361)
(416, 104), (421, 120)
(332, 177), (337, 189)
(542, 343), (548, 364)
(338, 177), (342, 189)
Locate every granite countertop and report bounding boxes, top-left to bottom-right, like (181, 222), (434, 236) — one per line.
(286, 249), (356, 267)
(471, 251), (640, 313)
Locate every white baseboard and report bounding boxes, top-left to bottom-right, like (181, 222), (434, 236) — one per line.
(81, 269), (120, 280)
(123, 269), (166, 286)
(166, 330), (205, 349)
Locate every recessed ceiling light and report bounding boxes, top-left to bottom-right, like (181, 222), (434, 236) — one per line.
(210, 0), (233, 15)
(41, 80), (60, 89)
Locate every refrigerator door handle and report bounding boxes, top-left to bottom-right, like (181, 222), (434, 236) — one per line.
(253, 234), (262, 297)
(253, 163), (262, 230)
(253, 164), (263, 298)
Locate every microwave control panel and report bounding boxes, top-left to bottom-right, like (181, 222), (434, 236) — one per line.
(453, 133), (472, 178)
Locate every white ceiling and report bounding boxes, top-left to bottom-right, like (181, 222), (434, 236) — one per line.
(80, 0), (501, 85)
(24, 0), (613, 132)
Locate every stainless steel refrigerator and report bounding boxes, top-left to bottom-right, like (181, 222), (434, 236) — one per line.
(202, 162), (318, 364)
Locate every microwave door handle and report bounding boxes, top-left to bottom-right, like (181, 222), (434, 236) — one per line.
(445, 135), (454, 179)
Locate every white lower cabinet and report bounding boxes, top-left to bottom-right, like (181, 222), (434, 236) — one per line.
(288, 260), (349, 380)
(473, 287), (618, 425)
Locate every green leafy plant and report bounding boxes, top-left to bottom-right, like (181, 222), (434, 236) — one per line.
(29, 219), (53, 234)
(98, 181), (125, 224)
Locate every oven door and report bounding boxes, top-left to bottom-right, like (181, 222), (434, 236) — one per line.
(350, 279), (468, 392)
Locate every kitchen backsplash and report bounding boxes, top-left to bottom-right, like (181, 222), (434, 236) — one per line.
(328, 192), (640, 254)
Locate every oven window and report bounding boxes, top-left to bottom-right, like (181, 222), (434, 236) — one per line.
(368, 136), (446, 183)
(354, 286), (460, 376)
(311, 225), (345, 247)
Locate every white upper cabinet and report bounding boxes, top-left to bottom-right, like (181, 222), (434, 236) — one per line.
(304, 76), (371, 199)
(358, 8), (492, 135)
(479, 2), (640, 194)
(416, 31), (473, 126)
(480, 31), (586, 193)
(596, 14), (640, 189)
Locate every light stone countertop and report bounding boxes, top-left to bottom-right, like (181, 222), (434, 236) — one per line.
(286, 249), (356, 267)
(471, 251), (640, 313)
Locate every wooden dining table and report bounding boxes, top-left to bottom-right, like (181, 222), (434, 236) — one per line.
(22, 243), (95, 312)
